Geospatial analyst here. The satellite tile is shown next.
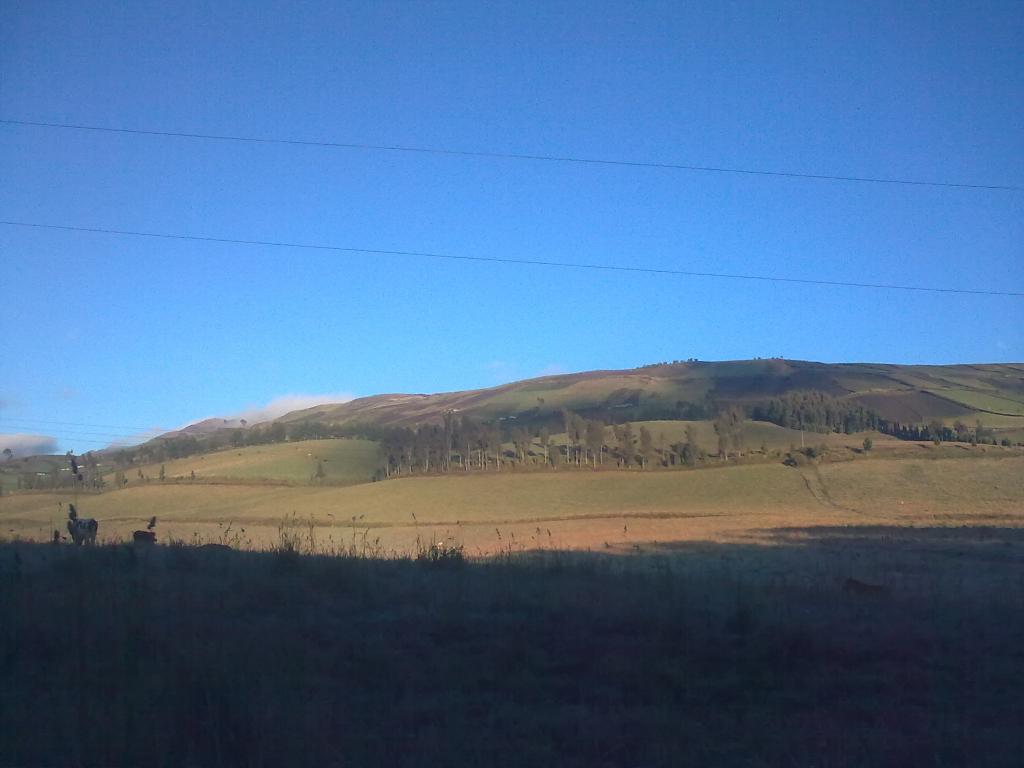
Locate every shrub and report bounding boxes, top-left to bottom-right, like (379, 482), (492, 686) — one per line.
(416, 537), (465, 567)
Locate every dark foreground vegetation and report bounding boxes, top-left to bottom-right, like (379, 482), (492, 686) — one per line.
(2, 528), (1023, 767)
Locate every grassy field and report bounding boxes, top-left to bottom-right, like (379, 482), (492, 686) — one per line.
(3, 524), (1023, 766)
(611, 420), (902, 453)
(933, 389), (1024, 416)
(111, 437), (382, 486)
(4, 452), (1021, 555)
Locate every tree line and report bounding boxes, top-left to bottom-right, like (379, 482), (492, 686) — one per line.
(883, 419), (1011, 447)
(749, 391), (1017, 447)
(749, 391), (881, 434)
(100, 390), (1019, 475)
(370, 409), (726, 479)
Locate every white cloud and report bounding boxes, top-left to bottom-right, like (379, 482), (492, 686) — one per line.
(106, 427), (170, 449)
(0, 433), (59, 457)
(536, 363), (568, 377)
(50, 393), (359, 452)
(231, 392), (356, 424)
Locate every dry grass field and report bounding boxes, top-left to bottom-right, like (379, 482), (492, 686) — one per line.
(4, 452), (1022, 555)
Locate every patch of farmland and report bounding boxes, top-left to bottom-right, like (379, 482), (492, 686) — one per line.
(607, 420), (898, 452)
(931, 389), (1024, 416)
(113, 438), (381, 486)
(4, 455), (1021, 554)
(851, 390), (976, 422)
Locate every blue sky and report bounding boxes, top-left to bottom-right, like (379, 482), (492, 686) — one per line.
(1, 0), (1022, 454)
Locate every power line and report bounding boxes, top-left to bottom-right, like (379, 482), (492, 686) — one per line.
(0, 424), (157, 442)
(0, 416), (154, 431)
(0, 435), (126, 447)
(2, 219), (1021, 297)
(3, 118), (1021, 192)
(0, 427), (148, 440)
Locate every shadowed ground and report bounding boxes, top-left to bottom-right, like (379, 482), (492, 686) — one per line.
(2, 524), (1022, 767)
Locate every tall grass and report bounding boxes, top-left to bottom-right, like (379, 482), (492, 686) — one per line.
(1, 525), (1023, 766)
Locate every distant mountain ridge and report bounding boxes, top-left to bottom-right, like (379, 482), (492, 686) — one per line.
(159, 418), (251, 438)
(263, 359), (1024, 430)
(98, 358), (1024, 457)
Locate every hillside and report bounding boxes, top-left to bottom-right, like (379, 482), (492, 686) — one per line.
(106, 438), (381, 487)
(6, 359), (1021, 484)
(272, 359), (1024, 430)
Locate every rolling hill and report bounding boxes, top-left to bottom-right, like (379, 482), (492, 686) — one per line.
(4, 359), (1021, 490)
(270, 359), (1024, 429)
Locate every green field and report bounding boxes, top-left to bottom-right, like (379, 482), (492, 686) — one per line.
(0, 419), (900, 498)
(607, 419), (900, 452)
(108, 437), (382, 486)
(932, 388), (1024, 416)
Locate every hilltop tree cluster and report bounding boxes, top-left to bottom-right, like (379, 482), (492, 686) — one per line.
(749, 391), (880, 434)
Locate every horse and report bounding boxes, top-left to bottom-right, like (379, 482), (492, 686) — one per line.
(67, 518), (98, 545)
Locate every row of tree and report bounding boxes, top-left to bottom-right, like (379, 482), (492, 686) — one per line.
(100, 391), (1017, 476)
(370, 409), (730, 479)
(101, 405), (749, 479)
(883, 419), (1009, 446)
(747, 391), (1017, 447)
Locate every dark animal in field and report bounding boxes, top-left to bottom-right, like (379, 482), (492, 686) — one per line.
(133, 530), (156, 545)
(842, 577), (889, 597)
(147, 516), (157, 530)
(67, 518), (98, 545)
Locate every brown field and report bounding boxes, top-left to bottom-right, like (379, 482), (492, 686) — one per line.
(852, 390), (977, 422)
(4, 452), (1021, 556)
